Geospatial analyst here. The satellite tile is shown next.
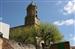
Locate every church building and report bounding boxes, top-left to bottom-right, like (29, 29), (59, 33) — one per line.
(10, 1), (40, 39)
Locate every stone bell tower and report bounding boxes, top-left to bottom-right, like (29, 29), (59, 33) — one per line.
(25, 1), (40, 27)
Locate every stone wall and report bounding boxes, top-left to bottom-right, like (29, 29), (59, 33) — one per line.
(9, 40), (36, 49)
(0, 37), (13, 49)
(0, 37), (36, 49)
(0, 38), (3, 49)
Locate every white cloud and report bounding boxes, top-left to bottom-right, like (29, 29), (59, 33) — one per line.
(69, 34), (75, 40)
(73, 36), (75, 41)
(70, 35), (75, 41)
(0, 17), (2, 21)
(53, 21), (64, 26)
(53, 19), (75, 26)
(63, 0), (75, 15)
(69, 35), (75, 46)
(69, 34), (73, 37)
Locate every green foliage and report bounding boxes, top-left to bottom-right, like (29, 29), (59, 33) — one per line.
(10, 23), (63, 45)
(39, 23), (63, 43)
(10, 27), (37, 44)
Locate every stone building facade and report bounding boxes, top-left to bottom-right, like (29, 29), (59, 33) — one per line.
(10, 1), (40, 39)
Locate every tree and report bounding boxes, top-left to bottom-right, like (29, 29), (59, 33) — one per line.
(10, 23), (63, 49)
(10, 26), (37, 44)
(38, 23), (63, 45)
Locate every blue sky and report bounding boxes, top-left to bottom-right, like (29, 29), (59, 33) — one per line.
(0, 0), (75, 46)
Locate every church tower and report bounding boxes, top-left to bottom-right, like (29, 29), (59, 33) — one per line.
(25, 1), (40, 27)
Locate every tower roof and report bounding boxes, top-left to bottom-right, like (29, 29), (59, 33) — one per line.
(27, 0), (37, 8)
(31, 0), (36, 6)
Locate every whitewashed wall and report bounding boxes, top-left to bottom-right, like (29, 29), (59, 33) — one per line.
(0, 22), (10, 39)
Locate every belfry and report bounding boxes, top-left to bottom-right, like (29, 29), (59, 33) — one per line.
(25, 1), (40, 27)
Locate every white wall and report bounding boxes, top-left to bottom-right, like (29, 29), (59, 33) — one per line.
(0, 22), (10, 39)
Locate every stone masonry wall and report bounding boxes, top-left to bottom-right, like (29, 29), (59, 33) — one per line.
(0, 37), (36, 49)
